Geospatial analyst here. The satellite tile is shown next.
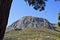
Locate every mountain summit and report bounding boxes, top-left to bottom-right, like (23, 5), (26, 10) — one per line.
(4, 16), (60, 40)
(6, 16), (56, 31)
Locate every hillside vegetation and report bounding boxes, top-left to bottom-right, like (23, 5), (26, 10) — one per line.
(4, 27), (60, 40)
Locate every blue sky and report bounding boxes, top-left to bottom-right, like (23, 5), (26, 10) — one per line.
(7, 0), (60, 26)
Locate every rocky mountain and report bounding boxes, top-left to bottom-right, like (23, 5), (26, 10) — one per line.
(6, 16), (56, 32)
(4, 16), (60, 40)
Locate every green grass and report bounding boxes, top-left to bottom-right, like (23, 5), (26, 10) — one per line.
(4, 27), (60, 40)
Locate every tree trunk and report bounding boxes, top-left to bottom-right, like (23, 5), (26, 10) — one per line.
(0, 0), (12, 40)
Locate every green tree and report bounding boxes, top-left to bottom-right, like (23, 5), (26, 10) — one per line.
(25, 0), (47, 11)
(58, 12), (60, 27)
(58, 12), (60, 20)
(25, 0), (60, 11)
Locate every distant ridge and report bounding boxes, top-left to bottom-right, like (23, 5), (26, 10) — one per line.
(6, 16), (55, 32)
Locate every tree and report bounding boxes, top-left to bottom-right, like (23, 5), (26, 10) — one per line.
(0, 0), (12, 40)
(58, 12), (60, 27)
(25, 0), (60, 11)
(25, 0), (47, 11)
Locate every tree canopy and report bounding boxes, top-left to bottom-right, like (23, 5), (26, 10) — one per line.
(25, 0), (60, 11)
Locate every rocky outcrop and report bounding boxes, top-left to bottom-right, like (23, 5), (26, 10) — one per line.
(6, 16), (55, 31)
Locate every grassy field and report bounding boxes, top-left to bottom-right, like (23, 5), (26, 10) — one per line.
(4, 27), (60, 40)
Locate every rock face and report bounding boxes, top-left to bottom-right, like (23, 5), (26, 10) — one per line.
(6, 16), (55, 31)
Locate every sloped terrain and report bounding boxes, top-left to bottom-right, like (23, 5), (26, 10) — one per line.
(4, 16), (60, 40)
(6, 16), (56, 32)
(4, 27), (60, 40)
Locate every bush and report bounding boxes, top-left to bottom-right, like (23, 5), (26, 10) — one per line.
(58, 22), (60, 27)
